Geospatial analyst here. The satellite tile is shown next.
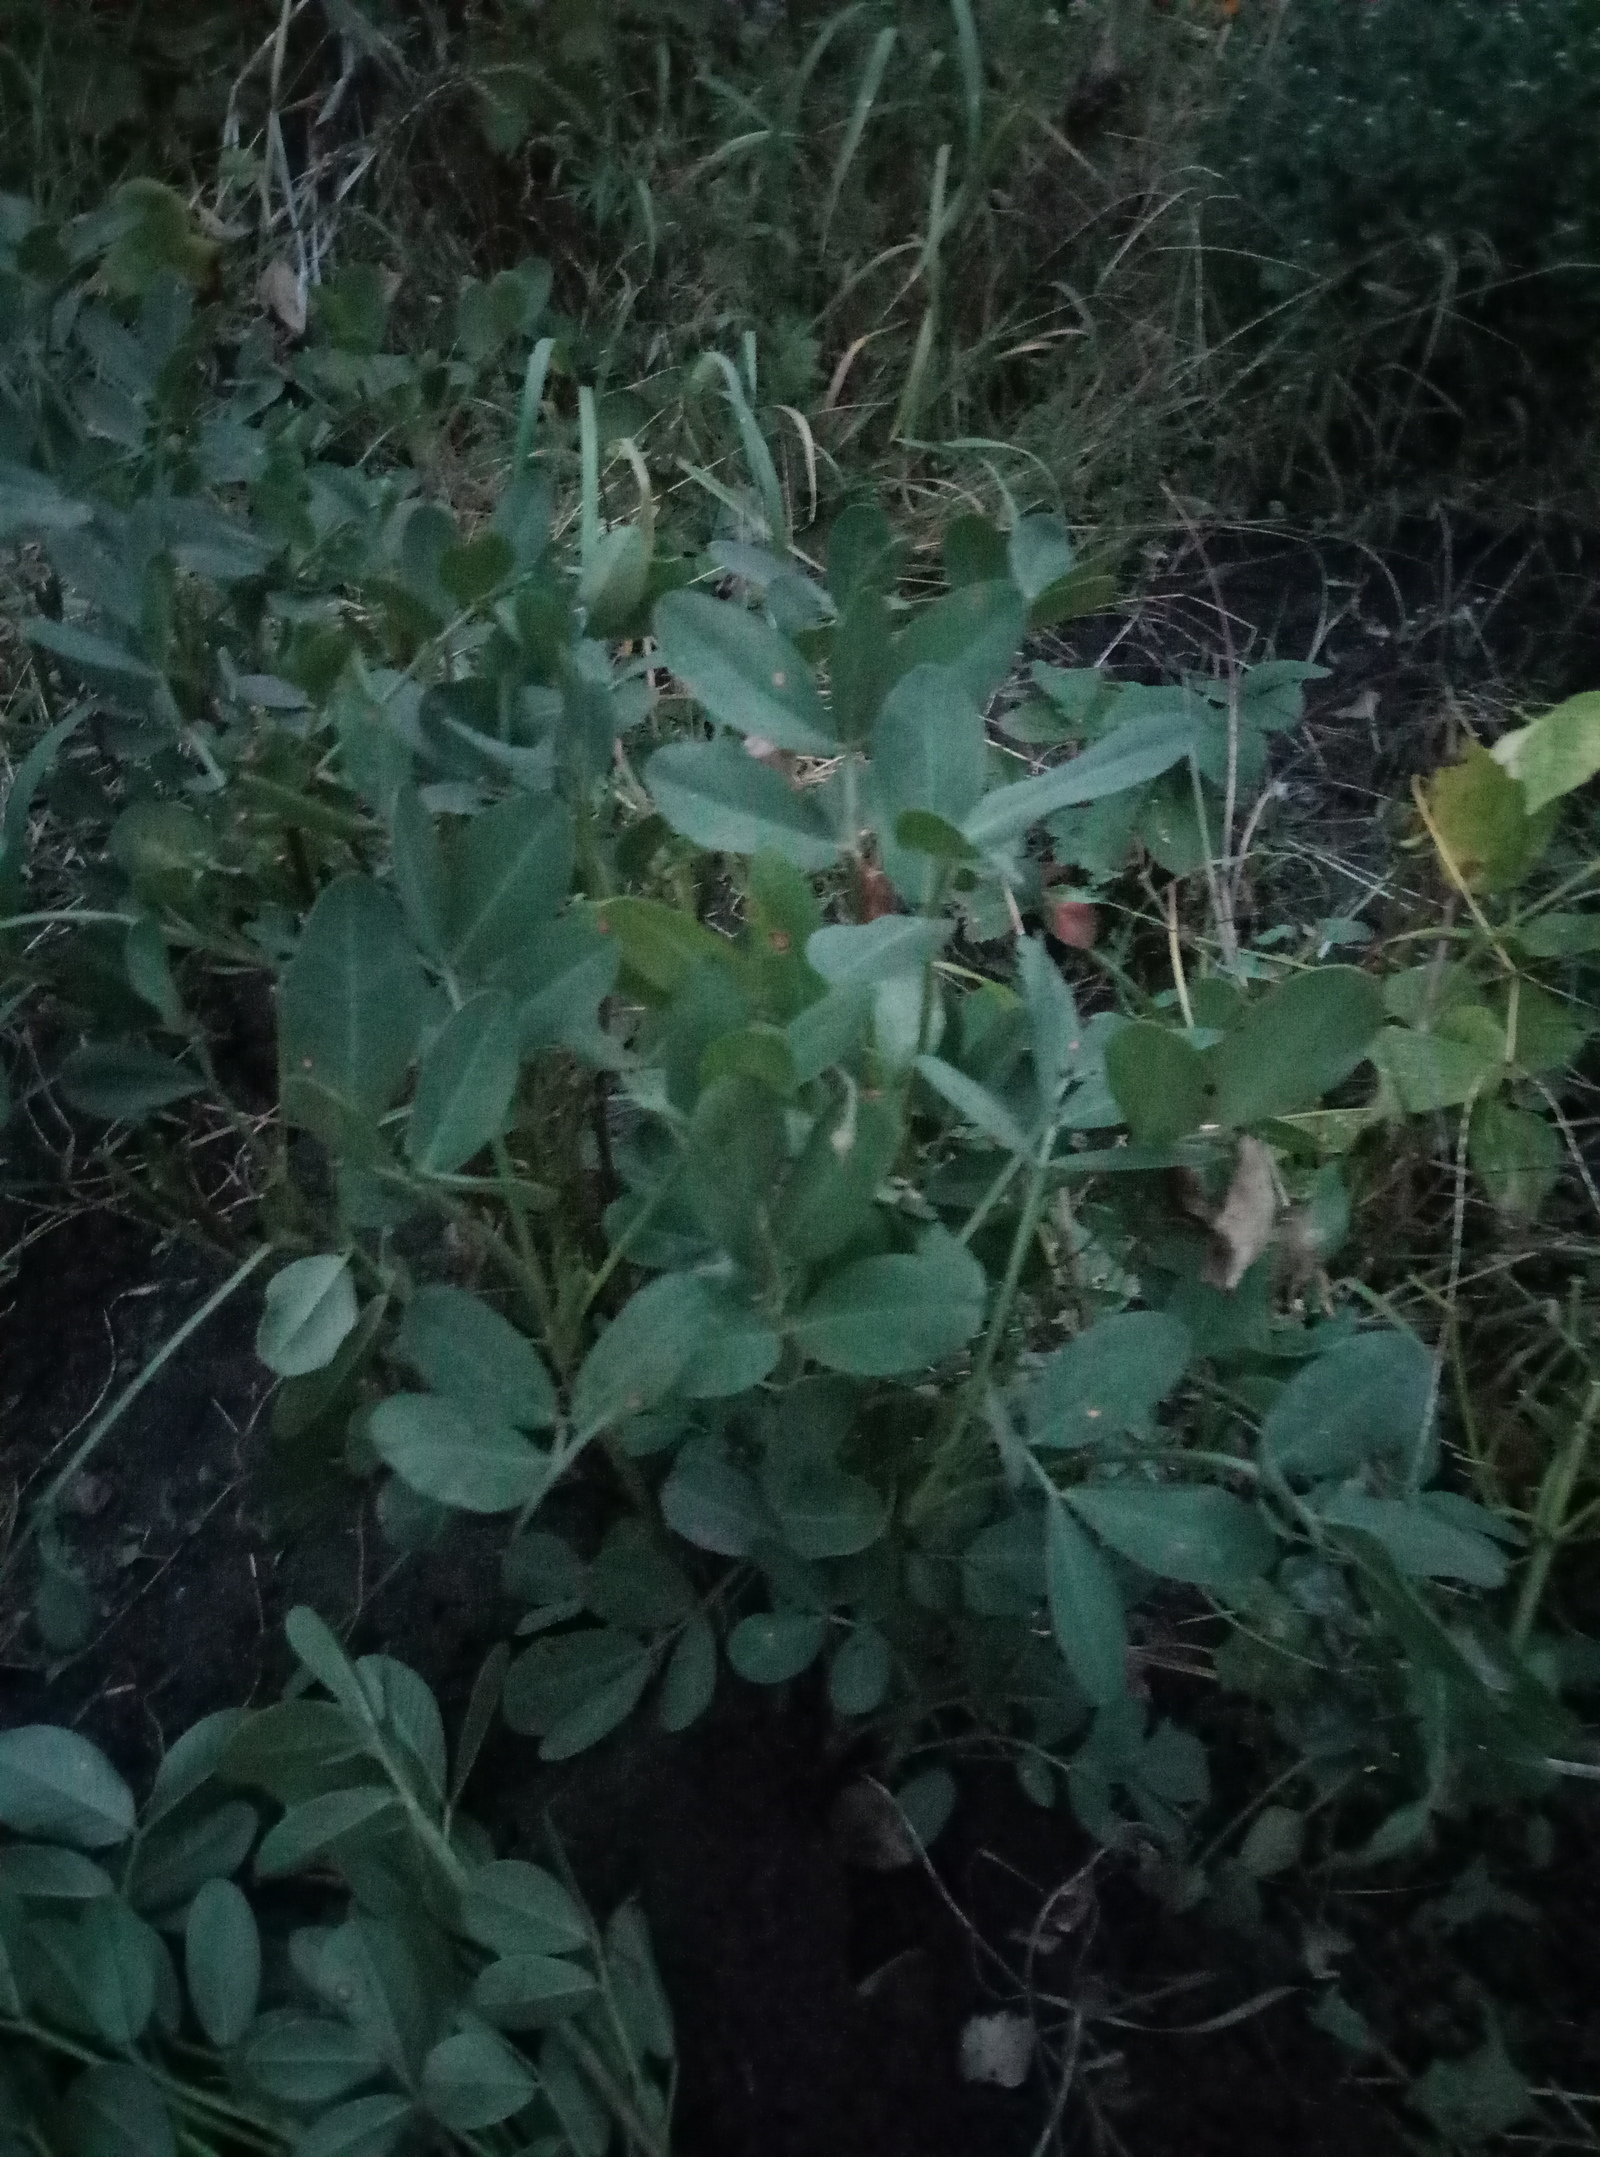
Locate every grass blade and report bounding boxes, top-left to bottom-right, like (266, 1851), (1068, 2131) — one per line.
(513, 335), (555, 474)
(948, 0), (984, 169)
(691, 350), (789, 553)
(822, 26), (897, 251)
(579, 383), (601, 570)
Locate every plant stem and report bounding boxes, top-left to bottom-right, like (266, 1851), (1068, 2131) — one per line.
(560, 2024), (669, 2157)
(10, 1245), (269, 1567)
(1510, 1377), (1600, 1655)
(491, 1134), (558, 1350)
(909, 1121), (1058, 1529)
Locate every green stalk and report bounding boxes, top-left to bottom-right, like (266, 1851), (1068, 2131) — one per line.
(491, 1134), (559, 1355)
(1510, 1377), (1600, 1655)
(908, 1122), (1058, 1529)
(12, 1246), (269, 1566)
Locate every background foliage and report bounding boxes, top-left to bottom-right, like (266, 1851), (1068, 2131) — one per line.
(2, 5), (1600, 2154)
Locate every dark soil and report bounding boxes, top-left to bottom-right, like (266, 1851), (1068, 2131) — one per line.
(4, 517), (1600, 2156)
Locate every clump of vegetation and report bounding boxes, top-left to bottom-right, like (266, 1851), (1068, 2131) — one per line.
(2, 8), (1600, 2156)
(1203, 0), (1600, 492)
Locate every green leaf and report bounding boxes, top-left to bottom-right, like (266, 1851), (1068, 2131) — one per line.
(439, 532), (515, 610)
(394, 1287), (556, 1429)
(75, 1899), (162, 2044)
(646, 739), (839, 870)
(508, 910), (621, 1061)
(370, 1394), (546, 1514)
(603, 1900), (674, 2063)
(569, 1272), (708, 1440)
(653, 590), (834, 753)
(586, 1519), (695, 1630)
(1502, 976), (1589, 1073)
(1491, 689), (1600, 814)
(300, 1918), (435, 2084)
(405, 990), (520, 1174)
(1315, 1492), (1507, 1588)
(1469, 1096), (1560, 1219)
(727, 1612), (828, 1684)
(1410, 2032), (1532, 2144)
(124, 917), (183, 1026)
(761, 1397), (887, 1560)
(962, 704), (1197, 852)
(257, 1257), (360, 1378)
(806, 915), (949, 986)
(0, 1845), (113, 1899)
(279, 878), (429, 1120)
(1258, 1330), (1436, 1485)
(894, 808), (978, 860)
(219, 1702), (369, 1804)
(126, 1800), (259, 1917)
(501, 1629), (653, 1758)
(936, 514), (1006, 592)
(185, 1879), (260, 2047)
(293, 2096), (413, 2157)
(239, 2011), (383, 2104)
(1024, 1313), (1192, 1450)
(471, 1954), (598, 2026)
(446, 796), (574, 982)
(892, 581), (1026, 709)
(660, 1441), (766, 1556)
(1238, 1805), (1306, 1879)
(1510, 910), (1600, 958)
(830, 586), (899, 743)
(778, 1090), (900, 1264)
(828, 501), (901, 606)
(1044, 1498), (1127, 1705)
(895, 1767), (957, 1850)
(592, 896), (740, 1000)
(23, 616), (159, 692)
(678, 1284), (782, 1398)
(829, 1625), (892, 1716)
(789, 1226), (987, 1376)
(1028, 564), (1119, 632)
(917, 1053), (1030, 1153)
(255, 1789), (401, 1877)
(389, 786), (448, 956)
(870, 663), (989, 835)
(58, 1042), (204, 1122)
(103, 180), (218, 294)
(1137, 767), (1211, 877)
(0, 1727), (134, 1847)
(423, 2027), (536, 2130)
(65, 2067), (174, 2157)
(355, 1656), (448, 1798)
(1207, 967), (1384, 1127)
(0, 706), (90, 878)
(786, 983), (874, 1085)
(1018, 935), (1081, 1114)
(1105, 1023), (1207, 1144)
(460, 1861), (588, 1958)
(284, 1607), (372, 1724)
(659, 1614), (719, 1732)
(578, 525), (651, 635)
(683, 1073), (788, 1268)
(963, 1509), (1046, 1617)
(1007, 514), (1075, 602)
(1370, 1023), (1501, 1113)
(700, 1022), (797, 1094)
(1067, 1483), (1275, 1591)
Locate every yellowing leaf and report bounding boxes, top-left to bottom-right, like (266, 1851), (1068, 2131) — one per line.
(1422, 741), (1554, 892)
